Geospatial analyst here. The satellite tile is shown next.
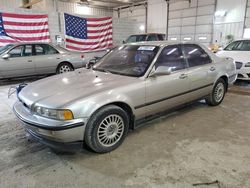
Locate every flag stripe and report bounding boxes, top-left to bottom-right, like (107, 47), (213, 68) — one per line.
(2, 13), (48, 19)
(7, 32), (50, 38)
(5, 28), (49, 34)
(67, 38), (112, 48)
(66, 34), (112, 43)
(2, 16), (48, 23)
(87, 26), (112, 33)
(66, 31), (112, 42)
(66, 43), (113, 52)
(87, 21), (112, 27)
(4, 25), (49, 30)
(66, 37), (112, 46)
(3, 21), (49, 26)
(66, 40), (113, 50)
(86, 17), (112, 22)
(10, 35), (50, 41)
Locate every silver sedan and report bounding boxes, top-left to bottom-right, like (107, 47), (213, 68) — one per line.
(13, 41), (237, 153)
(0, 43), (85, 79)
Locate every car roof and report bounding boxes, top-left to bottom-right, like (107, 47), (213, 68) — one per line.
(125, 41), (201, 46)
(9, 42), (52, 46)
(233, 39), (250, 42)
(130, 33), (165, 36)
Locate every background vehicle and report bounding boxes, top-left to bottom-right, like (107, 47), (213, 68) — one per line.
(124, 33), (165, 43)
(217, 39), (250, 80)
(13, 42), (236, 153)
(86, 47), (116, 69)
(0, 43), (85, 79)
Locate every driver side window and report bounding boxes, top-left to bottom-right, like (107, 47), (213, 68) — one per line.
(8, 45), (24, 58)
(155, 45), (186, 72)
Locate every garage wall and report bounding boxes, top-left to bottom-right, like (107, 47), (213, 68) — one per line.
(147, 0), (167, 34)
(113, 4), (146, 33)
(0, 0), (21, 9)
(245, 0), (250, 28)
(214, 0), (246, 46)
(168, 0), (216, 46)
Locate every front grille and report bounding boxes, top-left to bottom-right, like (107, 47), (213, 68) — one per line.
(235, 61), (243, 69)
(238, 74), (244, 78)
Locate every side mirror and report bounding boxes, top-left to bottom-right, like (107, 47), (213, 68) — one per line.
(122, 40), (126, 44)
(2, 54), (10, 59)
(150, 66), (172, 77)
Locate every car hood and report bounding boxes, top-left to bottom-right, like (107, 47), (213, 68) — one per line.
(18, 68), (140, 108)
(217, 50), (248, 64)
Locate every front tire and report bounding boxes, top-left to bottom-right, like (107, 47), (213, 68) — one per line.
(56, 62), (73, 74)
(84, 105), (129, 153)
(206, 78), (226, 106)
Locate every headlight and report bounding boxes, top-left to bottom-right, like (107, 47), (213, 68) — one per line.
(245, 62), (250, 67)
(34, 106), (74, 120)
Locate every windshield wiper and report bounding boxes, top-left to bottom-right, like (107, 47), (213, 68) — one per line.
(93, 68), (111, 74)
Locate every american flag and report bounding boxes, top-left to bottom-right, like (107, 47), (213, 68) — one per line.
(64, 13), (113, 52)
(0, 12), (50, 47)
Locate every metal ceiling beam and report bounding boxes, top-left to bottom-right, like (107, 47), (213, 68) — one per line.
(21, 0), (43, 8)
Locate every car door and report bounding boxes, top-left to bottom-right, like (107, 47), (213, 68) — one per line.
(182, 44), (216, 99)
(144, 45), (190, 117)
(1, 45), (35, 78)
(33, 44), (61, 74)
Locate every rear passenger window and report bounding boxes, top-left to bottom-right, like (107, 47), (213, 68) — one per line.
(155, 45), (186, 71)
(23, 45), (32, 56)
(235, 41), (250, 51)
(35, 45), (45, 55)
(147, 35), (158, 41)
(182, 44), (212, 67)
(35, 44), (58, 55)
(157, 34), (165, 40)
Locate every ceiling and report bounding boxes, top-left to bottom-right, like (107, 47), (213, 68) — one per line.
(61, 0), (147, 8)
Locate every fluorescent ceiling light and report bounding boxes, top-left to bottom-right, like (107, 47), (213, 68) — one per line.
(183, 37), (191, 41)
(139, 25), (145, 31)
(198, 36), (207, 40)
(215, 10), (226, 17)
(170, 37), (177, 41)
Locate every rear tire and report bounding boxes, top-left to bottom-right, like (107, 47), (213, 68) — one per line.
(206, 78), (226, 106)
(56, 62), (73, 74)
(84, 105), (129, 153)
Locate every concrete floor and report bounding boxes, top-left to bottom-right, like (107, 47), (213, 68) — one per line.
(0, 81), (250, 188)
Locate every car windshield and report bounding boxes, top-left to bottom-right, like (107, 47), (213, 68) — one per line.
(0, 44), (14, 54)
(126, 35), (147, 43)
(93, 45), (159, 77)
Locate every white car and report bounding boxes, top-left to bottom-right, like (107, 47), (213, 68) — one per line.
(217, 39), (250, 80)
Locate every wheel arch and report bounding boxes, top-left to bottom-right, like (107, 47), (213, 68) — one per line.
(56, 61), (74, 72)
(89, 101), (135, 130)
(219, 75), (229, 91)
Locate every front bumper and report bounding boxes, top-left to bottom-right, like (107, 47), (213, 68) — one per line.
(237, 66), (250, 80)
(13, 101), (87, 150)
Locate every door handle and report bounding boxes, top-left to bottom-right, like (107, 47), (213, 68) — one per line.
(28, 60), (32, 62)
(179, 73), (188, 79)
(56, 57), (60, 60)
(210, 66), (216, 71)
